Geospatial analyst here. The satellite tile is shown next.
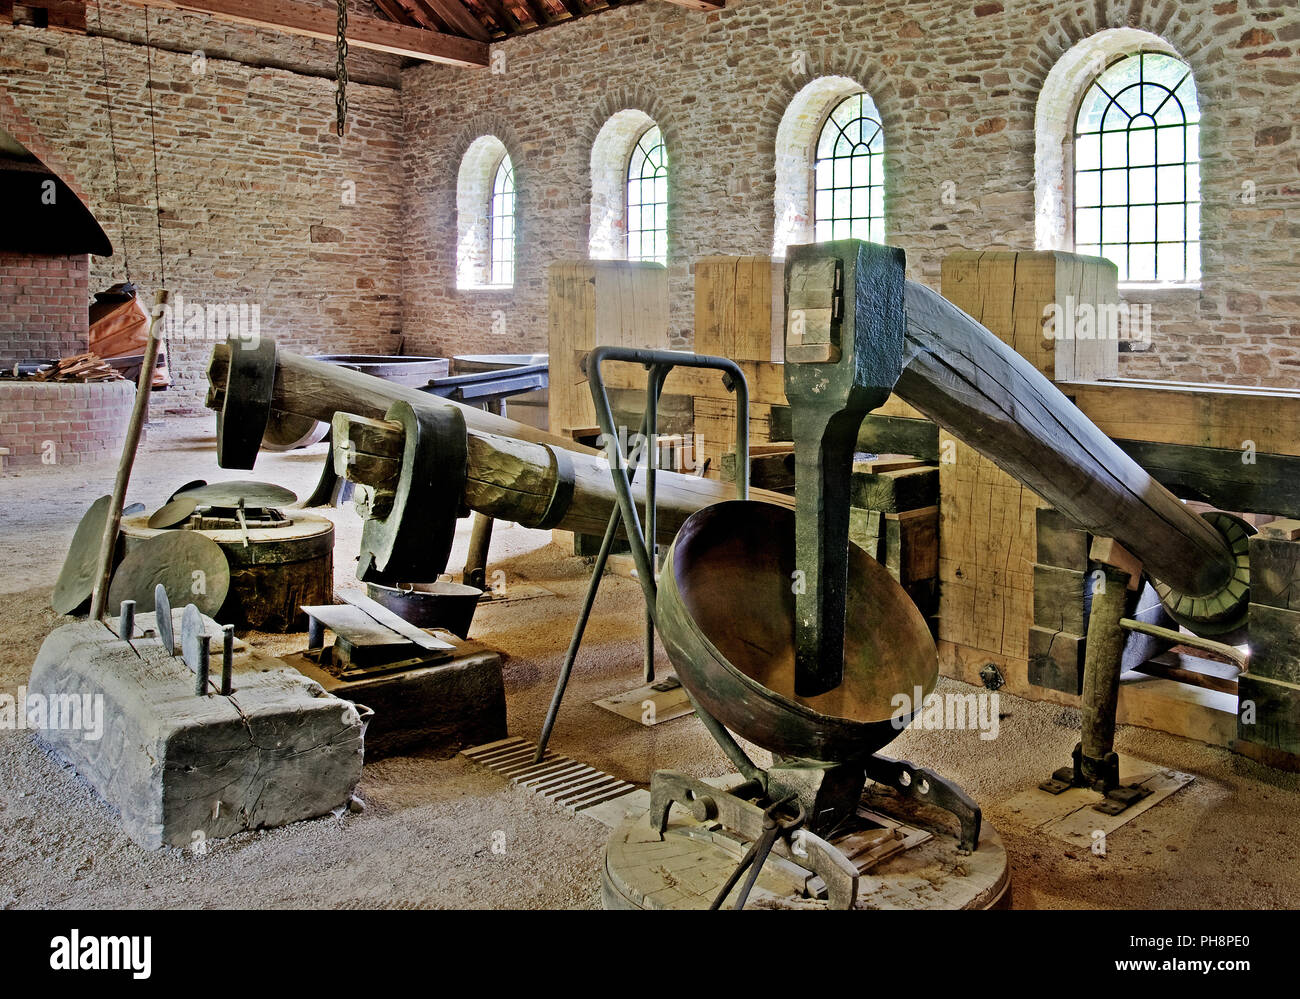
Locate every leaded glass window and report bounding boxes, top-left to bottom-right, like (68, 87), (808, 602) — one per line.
(489, 153), (515, 286)
(813, 93), (885, 243)
(627, 125), (667, 265)
(1073, 51), (1200, 282)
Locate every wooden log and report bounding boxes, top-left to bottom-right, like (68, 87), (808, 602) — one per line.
(208, 344), (794, 547)
(894, 280), (1237, 603)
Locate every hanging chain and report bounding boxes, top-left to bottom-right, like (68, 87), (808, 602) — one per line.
(94, 0), (131, 285)
(335, 0), (349, 137)
(143, 7), (166, 290)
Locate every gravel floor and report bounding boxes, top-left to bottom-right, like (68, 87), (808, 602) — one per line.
(1, 415), (1298, 909)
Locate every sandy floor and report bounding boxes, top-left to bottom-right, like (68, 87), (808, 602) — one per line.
(1, 415), (1298, 909)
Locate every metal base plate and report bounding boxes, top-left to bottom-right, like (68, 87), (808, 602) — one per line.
(601, 783), (1009, 910)
(593, 674), (695, 727)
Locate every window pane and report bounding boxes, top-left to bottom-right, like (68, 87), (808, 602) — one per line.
(1075, 207), (1101, 244)
(1075, 170), (1101, 207)
(1075, 132), (1101, 171)
(1102, 205), (1128, 244)
(1157, 205), (1185, 242)
(1156, 125), (1185, 164)
(1129, 125), (1156, 167)
(1129, 242), (1156, 282)
(1129, 166), (1155, 205)
(1156, 241), (1185, 282)
(1129, 204), (1155, 242)
(1156, 164), (1185, 202)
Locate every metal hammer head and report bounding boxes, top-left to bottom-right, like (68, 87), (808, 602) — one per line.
(783, 240), (907, 697)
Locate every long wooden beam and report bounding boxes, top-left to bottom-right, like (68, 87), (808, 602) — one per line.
(113, 0), (488, 66)
(206, 344), (793, 546)
(895, 280), (1238, 603)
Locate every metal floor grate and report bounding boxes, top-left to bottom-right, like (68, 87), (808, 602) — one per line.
(461, 736), (637, 815)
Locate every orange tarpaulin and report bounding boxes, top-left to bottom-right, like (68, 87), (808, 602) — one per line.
(88, 284), (170, 389)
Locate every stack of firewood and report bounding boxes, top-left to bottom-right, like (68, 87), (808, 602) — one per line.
(30, 353), (124, 382)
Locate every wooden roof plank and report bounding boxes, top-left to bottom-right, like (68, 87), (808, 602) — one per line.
(116, 0), (489, 65)
(420, 0), (492, 40)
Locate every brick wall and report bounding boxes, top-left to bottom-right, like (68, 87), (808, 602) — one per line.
(0, 251), (89, 362)
(0, 2), (406, 410)
(0, 380), (136, 467)
(400, 0), (1300, 387)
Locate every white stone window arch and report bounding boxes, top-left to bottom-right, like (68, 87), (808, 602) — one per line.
(457, 135), (514, 289)
(773, 76), (880, 258)
(589, 108), (661, 261)
(1035, 29), (1200, 285)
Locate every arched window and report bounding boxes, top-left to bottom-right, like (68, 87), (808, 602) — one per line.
(813, 93), (885, 244)
(489, 153), (515, 286)
(1073, 51), (1200, 283)
(456, 134), (515, 290)
(626, 125), (667, 265)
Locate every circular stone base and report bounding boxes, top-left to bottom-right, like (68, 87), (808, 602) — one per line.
(602, 785), (1010, 910)
(119, 512), (334, 632)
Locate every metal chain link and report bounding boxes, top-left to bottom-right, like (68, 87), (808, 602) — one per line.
(335, 0), (349, 137)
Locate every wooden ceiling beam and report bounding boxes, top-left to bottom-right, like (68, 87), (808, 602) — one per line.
(477, 0), (523, 34)
(659, 0), (722, 9)
(375, 0), (444, 34)
(418, 0), (492, 40)
(558, 0), (585, 18)
(113, 0), (488, 65)
(521, 0), (552, 26)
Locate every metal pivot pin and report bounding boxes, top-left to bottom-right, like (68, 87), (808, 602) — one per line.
(194, 637), (210, 696)
(220, 624), (234, 695)
(118, 599), (136, 641)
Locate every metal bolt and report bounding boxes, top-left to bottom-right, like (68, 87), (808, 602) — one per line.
(220, 624), (234, 695)
(118, 600), (136, 641)
(195, 638), (210, 696)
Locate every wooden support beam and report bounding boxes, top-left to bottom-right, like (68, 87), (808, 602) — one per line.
(558, 0), (585, 17)
(418, 0), (491, 40)
(478, 0), (521, 33)
(895, 279), (1238, 602)
(659, 0), (723, 9)
(521, 0), (552, 25)
(388, 0), (445, 33)
(113, 0), (488, 66)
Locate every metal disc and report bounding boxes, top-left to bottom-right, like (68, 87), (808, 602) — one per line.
(262, 411), (327, 452)
(167, 479), (207, 503)
(107, 531), (230, 618)
(147, 496), (198, 529)
(175, 480), (297, 509)
(155, 583), (174, 654)
(52, 495), (113, 616)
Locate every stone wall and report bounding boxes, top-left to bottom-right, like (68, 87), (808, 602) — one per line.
(400, 0), (1300, 386)
(0, 2), (406, 409)
(0, 251), (89, 361)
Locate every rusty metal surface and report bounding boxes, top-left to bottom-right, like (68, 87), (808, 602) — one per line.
(657, 500), (937, 763)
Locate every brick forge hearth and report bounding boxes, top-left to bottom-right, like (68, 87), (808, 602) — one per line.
(0, 107), (135, 471)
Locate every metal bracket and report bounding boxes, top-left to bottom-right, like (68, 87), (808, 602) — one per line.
(648, 770), (859, 910)
(865, 753), (982, 852)
(216, 336), (277, 470)
(1039, 742), (1154, 815)
(357, 399), (467, 585)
